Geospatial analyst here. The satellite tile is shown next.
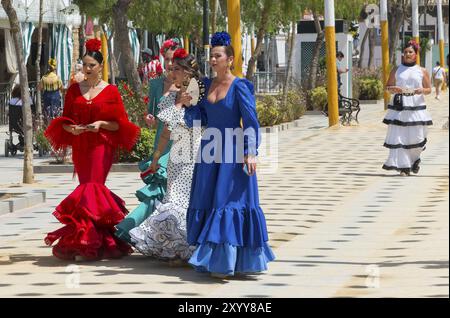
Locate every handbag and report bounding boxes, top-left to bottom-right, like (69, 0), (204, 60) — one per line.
(393, 94), (403, 108)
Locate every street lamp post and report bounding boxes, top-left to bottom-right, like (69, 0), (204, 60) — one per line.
(380, 0), (390, 110)
(324, 0), (339, 127)
(203, 0), (210, 77)
(437, 0), (445, 69)
(227, 0), (243, 77)
(412, 0), (420, 65)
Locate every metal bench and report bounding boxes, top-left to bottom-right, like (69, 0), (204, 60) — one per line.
(323, 93), (361, 126)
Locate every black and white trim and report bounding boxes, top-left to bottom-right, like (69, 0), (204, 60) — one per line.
(387, 105), (427, 111)
(383, 119), (433, 126)
(383, 138), (427, 149)
(382, 159), (421, 174)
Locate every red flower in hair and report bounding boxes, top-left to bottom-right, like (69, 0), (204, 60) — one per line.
(406, 40), (420, 52)
(85, 38), (102, 52)
(160, 39), (176, 55)
(173, 48), (189, 60)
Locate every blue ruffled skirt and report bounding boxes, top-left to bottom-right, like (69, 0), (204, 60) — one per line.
(189, 241), (275, 275)
(187, 205), (275, 275)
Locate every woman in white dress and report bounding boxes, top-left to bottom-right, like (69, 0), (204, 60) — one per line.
(129, 49), (203, 263)
(383, 40), (432, 176)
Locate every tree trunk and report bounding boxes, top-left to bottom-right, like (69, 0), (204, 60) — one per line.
(246, 2), (272, 80)
(35, 0), (44, 130)
(282, 20), (296, 113)
(368, 28), (376, 69)
(2, 0), (34, 183)
(358, 27), (370, 68)
(138, 28), (144, 64)
(112, 0), (142, 93)
(388, 1), (404, 65)
(308, 11), (324, 90)
(80, 14), (85, 58)
(211, 0), (218, 35)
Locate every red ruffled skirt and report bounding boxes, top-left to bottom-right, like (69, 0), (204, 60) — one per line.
(44, 132), (133, 261)
(45, 183), (132, 260)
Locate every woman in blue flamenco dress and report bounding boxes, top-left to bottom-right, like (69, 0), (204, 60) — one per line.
(115, 39), (182, 243)
(184, 32), (275, 278)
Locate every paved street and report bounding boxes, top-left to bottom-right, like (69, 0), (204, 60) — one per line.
(0, 92), (448, 298)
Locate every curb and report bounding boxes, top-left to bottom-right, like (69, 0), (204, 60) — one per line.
(34, 162), (139, 174)
(263, 118), (303, 133)
(0, 190), (46, 215)
(359, 99), (381, 105)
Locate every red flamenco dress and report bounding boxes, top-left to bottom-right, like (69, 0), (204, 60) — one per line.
(44, 84), (140, 261)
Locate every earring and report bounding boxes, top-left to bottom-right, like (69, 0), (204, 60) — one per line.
(183, 74), (191, 87)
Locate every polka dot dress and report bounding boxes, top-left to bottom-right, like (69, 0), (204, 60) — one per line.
(129, 91), (201, 260)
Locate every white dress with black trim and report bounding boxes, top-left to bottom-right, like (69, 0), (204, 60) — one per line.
(382, 64), (433, 173)
(129, 91), (202, 260)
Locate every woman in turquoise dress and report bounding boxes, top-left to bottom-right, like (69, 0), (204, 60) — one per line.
(115, 39), (182, 244)
(183, 32), (275, 278)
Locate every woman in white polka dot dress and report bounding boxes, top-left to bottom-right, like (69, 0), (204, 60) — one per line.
(129, 49), (203, 264)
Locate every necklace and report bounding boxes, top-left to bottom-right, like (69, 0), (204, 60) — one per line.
(85, 78), (102, 89)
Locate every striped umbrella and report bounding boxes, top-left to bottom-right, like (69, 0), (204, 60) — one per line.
(20, 22), (35, 64)
(128, 27), (140, 65)
(51, 24), (73, 88)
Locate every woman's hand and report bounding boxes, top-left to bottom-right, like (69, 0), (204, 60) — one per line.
(177, 92), (192, 107)
(243, 155), (257, 176)
(387, 86), (403, 94)
(145, 114), (156, 127)
(69, 125), (87, 136)
(148, 158), (160, 173)
(414, 88), (424, 95)
(85, 121), (103, 133)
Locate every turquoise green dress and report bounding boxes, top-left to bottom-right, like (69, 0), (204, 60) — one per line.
(115, 76), (172, 244)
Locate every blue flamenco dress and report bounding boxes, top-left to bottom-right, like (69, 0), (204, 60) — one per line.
(184, 77), (275, 275)
(115, 77), (172, 244)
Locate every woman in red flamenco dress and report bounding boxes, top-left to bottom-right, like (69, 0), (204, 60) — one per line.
(44, 39), (140, 261)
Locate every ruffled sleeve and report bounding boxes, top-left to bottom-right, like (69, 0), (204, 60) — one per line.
(157, 92), (186, 131)
(236, 78), (260, 156)
(44, 84), (77, 151)
(99, 86), (141, 152)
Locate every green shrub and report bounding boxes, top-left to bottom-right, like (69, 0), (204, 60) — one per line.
(310, 86), (328, 110)
(359, 78), (383, 100)
(35, 128), (50, 153)
(279, 90), (306, 122)
(352, 67), (383, 99)
(256, 95), (280, 127)
(118, 127), (155, 163)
